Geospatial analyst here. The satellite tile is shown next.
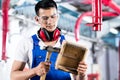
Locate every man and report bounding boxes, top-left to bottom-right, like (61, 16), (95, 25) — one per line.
(10, 0), (87, 80)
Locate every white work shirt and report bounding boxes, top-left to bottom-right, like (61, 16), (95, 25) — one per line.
(14, 34), (61, 68)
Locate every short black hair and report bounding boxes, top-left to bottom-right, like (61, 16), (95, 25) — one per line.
(35, 0), (58, 16)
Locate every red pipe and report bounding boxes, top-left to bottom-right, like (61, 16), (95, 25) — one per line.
(102, 0), (120, 14)
(108, 1), (120, 14)
(88, 73), (99, 80)
(74, 0), (120, 41)
(102, 0), (111, 6)
(92, 0), (102, 31)
(2, 0), (10, 61)
(81, 0), (92, 4)
(118, 40), (120, 80)
(81, 0), (120, 14)
(74, 11), (119, 41)
(101, 12), (119, 16)
(74, 12), (92, 41)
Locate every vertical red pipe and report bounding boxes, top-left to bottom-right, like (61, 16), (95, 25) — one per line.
(92, 0), (102, 31)
(118, 39), (120, 80)
(2, 0), (10, 60)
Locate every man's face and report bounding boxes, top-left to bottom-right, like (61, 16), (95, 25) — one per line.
(37, 7), (58, 32)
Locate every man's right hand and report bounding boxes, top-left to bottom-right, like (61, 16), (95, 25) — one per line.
(33, 62), (51, 76)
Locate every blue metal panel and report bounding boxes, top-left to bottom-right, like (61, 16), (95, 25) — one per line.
(102, 33), (116, 47)
(58, 6), (79, 17)
(0, 0), (2, 9)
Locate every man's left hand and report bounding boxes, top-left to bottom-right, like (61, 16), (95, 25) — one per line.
(77, 61), (87, 77)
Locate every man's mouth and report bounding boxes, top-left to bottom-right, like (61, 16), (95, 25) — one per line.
(46, 25), (53, 29)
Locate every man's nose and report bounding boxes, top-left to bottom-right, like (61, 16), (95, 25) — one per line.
(46, 17), (53, 24)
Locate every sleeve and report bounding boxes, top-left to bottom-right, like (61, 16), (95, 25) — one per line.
(14, 37), (30, 62)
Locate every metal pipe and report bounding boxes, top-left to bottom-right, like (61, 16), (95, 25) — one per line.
(74, 12), (92, 41)
(74, 0), (120, 41)
(102, 0), (120, 14)
(118, 39), (120, 80)
(2, 0), (10, 61)
(74, 11), (118, 41)
(105, 47), (110, 80)
(92, 0), (102, 31)
(79, 0), (120, 14)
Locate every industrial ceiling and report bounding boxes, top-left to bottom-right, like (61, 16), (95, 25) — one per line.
(1, 0), (120, 47)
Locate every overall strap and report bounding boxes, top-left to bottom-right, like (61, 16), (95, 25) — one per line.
(60, 35), (65, 44)
(32, 34), (65, 45)
(32, 34), (39, 46)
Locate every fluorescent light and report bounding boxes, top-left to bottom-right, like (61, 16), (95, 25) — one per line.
(59, 3), (77, 11)
(110, 28), (118, 34)
(83, 16), (92, 23)
(16, 0), (26, 6)
(8, 8), (15, 15)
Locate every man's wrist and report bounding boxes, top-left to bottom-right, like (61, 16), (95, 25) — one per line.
(32, 67), (37, 76)
(78, 73), (86, 80)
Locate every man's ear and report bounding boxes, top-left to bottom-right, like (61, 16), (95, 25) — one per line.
(34, 16), (39, 22)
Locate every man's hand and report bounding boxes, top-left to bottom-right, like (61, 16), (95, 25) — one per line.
(77, 61), (87, 78)
(33, 62), (51, 76)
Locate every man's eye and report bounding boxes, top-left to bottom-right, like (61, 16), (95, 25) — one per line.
(42, 16), (48, 20)
(51, 15), (55, 18)
(51, 14), (57, 18)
